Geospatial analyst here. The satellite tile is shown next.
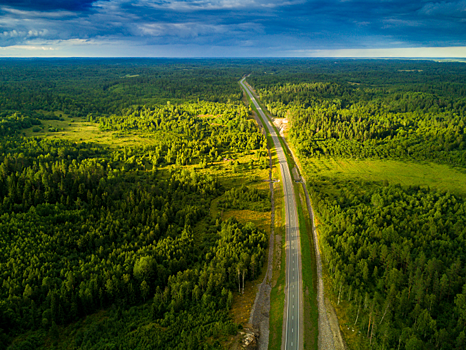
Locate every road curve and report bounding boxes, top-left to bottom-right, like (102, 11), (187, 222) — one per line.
(240, 78), (303, 350)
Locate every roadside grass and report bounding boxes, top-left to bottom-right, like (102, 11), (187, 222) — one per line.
(267, 121), (286, 350)
(295, 183), (319, 350)
(268, 177), (285, 350)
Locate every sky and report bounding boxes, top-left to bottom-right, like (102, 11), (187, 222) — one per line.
(0, 0), (465, 57)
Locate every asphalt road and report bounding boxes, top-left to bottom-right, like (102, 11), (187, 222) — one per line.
(240, 78), (302, 350)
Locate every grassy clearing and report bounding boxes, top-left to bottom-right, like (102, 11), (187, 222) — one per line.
(23, 113), (159, 148)
(296, 183), (318, 350)
(302, 157), (466, 195)
(222, 209), (270, 233)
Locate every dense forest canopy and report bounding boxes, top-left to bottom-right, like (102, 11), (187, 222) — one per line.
(2, 58), (466, 349)
(0, 58), (258, 120)
(248, 59), (466, 349)
(0, 59), (272, 350)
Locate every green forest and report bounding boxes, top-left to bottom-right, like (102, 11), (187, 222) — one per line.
(0, 59), (271, 349)
(249, 59), (466, 349)
(3, 58), (466, 350)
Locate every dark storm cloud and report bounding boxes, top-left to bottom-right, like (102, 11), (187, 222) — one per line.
(265, 0), (466, 48)
(0, 0), (465, 54)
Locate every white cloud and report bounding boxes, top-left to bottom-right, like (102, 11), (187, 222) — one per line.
(1, 29), (49, 38)
(382, 18), (424, 29)
(135, 0), (301, 11)
(0, 44), (54, 51)
(0, 0), (465, 56)
(135, 21), (261, 39)
(137, 22), (229, 37)
(1, 6), (78, 18)
(419, 0), (466, 17)
(0, 38), (276, 57)
(2, 30), (22, 37)
(27, 29), (49, 37)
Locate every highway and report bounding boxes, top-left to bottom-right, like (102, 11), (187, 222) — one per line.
(240, 78), (302, 350)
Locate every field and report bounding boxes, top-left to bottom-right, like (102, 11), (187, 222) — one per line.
(303, 157), (466, 195)
(23, 112), (160, 148)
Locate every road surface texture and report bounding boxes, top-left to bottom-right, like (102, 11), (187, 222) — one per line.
(240, 78), (303, 350)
